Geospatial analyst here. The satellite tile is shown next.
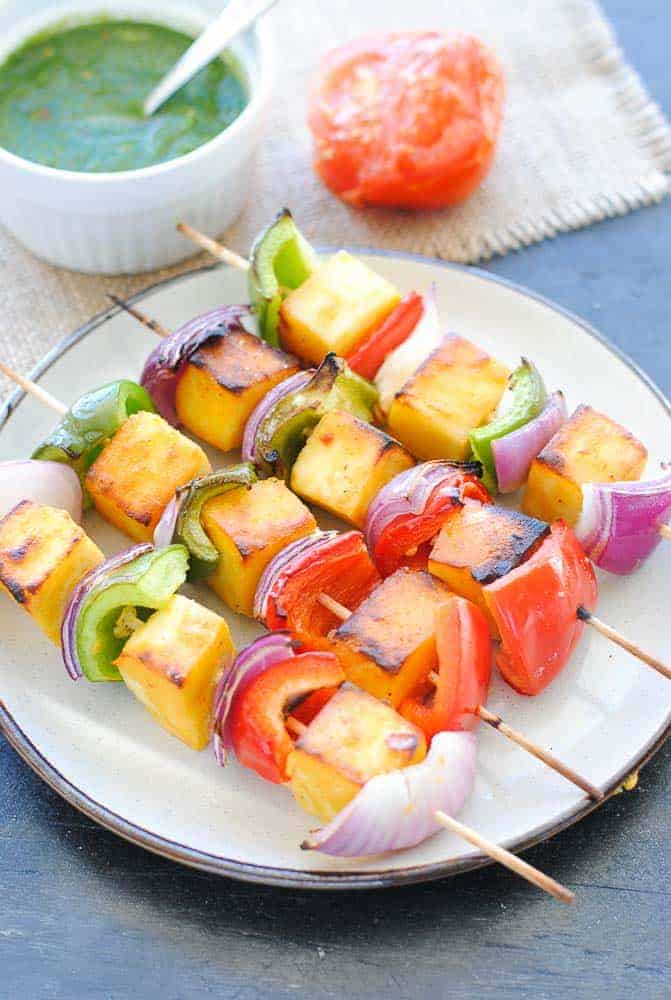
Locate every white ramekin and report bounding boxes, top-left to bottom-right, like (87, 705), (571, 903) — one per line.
(0, 2), (273, 274)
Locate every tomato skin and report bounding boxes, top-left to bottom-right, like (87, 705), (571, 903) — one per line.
(309, 32), (505, 210)
(229, 653), (345, 783)
(347, 292), (424, 380)
(400, 596), (492, 738)
(484, 523), (597, 696)
(373, 476), (492, 578)
(264, 532), (380, 650)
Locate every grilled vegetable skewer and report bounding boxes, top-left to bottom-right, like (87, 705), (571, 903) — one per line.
(313, 591), (602, 801)
(213, 633), (573, 902)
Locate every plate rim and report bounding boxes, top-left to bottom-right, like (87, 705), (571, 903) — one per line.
(1, 250), (670, 891)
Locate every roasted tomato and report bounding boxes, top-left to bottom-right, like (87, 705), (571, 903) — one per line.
(483, 523), (597, 696)
(400, 596), (492, 738)
(229, 652), (345, 783)
(308, 31), (505, 210)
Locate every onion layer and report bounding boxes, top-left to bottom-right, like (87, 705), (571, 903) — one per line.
(0, 459), (83, 523)
(575, 470), (671, 574)
(302, 731), (476, 857)
(241, 371), (312, 464)
(212, 632), (296, 765)
(375, 285), (443, 413)
(492, 391), (567, 494)
(61, 544), (152, 680)
(140, 305), (252, 424)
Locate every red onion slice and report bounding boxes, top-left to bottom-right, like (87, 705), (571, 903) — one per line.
(61, 544), (152, 680)
(492, 391), (568, 494)
(253, 531), (338, 623)
(0, 459), (83, 523)
(241, 371), (312, 464)
(575, 469), (671, 574)
(302, 731), (476, 857)
(153, 489), (187, 548)
(140, 305), (252, 424)
(365, 461), (479, 562)
(212, 632), (295, 765)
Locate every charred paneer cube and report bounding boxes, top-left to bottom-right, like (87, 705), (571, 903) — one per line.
(175, 327), (299, 452)
(0, 500), (103, 644)
(387, 334), (509, 461)
(428, 502), (549, 634)
(328, 568), (453, 706)
(279, 251), (401, 364)
(86, 411), (211, 542)
(286, 685), (426, 822)
(114, 594), (234, 750)
(522, 404), (648, 526)
(201, 477), (317, 616)
(290, 410), (414, 528)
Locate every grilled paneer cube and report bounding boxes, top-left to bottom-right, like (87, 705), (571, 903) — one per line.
(86, 411), (210, 542)
(279, 250), (401, 364)
(0, 500), (103, 644)
(328, 568), (453, 706)
(201, 477), (317, 616)
(114, 594), (234, 750)
(286, 685), (426, 822)
(387, 334), (509, 461)
(522, 404), (648, 526)
(428, 502), (549, 634)
(175, 327), (299, 452)
(290, 410), (414, 528)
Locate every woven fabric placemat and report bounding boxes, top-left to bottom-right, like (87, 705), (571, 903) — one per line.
(0, 0), (669, 399)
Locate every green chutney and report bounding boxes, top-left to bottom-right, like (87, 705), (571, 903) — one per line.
(0, 19), (248, 172)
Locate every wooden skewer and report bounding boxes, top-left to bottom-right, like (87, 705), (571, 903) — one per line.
(286, 699), (573, 902)
(577, 606), (671, 681)
(434, 810), (575, 905)
(317, 592), (603, 800)
(107, 294), (171, 339)
(177, 222), (249, 271)
(0, 360), (67, 416)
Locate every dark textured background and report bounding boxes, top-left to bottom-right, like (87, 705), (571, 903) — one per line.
(1, 2), (669, 997)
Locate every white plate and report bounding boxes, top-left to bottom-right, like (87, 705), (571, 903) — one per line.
(1, 253), (670, 889)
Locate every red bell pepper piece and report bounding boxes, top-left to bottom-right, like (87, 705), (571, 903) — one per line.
(346, 291), (424, 379)
(484, 522), (597, 696)
(290, 686), (339, 726)
(373, 476), (492, 578)
(400, 596), (492, 738)
(229, 652), (345, 783)
(263, 531), (380, 650)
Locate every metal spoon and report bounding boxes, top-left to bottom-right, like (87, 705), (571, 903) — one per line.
(143, 0), (278, 117)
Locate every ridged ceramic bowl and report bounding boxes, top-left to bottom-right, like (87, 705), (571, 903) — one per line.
(0, 1), (273, 274)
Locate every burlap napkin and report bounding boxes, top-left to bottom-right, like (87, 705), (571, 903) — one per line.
(1, 0), (669, 399)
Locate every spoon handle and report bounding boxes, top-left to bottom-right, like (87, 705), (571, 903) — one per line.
(144, 0), (278, 117)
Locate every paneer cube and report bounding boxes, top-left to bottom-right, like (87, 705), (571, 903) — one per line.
(201, 477), (317, 616)
(114, 594), (234, 750)
(0, 500), (103, 644)
(328, 568), (453, 706)
(279, 250), (401, 364)
(387, 335), (509, 460)
(290, 410), (414, 528)
(286, 685), (426, 822)
(522, 404), (648, 526)
(428, 502), (549, 634)
(86, 411), (210, 542)
(175, 327), (299, 452)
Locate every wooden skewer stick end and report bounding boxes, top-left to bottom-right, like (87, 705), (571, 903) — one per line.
(176, 222), (249, 272)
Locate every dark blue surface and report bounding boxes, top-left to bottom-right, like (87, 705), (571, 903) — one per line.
(1, 2), (670, 997)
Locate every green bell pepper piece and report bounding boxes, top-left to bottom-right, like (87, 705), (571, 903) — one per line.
(255, 354), (379, 479)
(32, 379), (156, 507)
(174, 463), (258, 580)
(248, 209), (319, 347)
(75, 544), (188, 683)
(469, 359), (547, 494)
